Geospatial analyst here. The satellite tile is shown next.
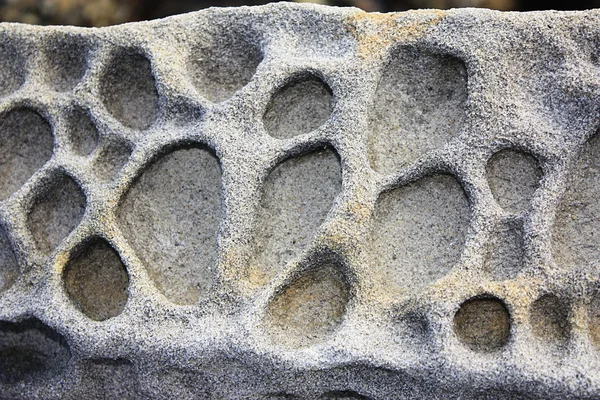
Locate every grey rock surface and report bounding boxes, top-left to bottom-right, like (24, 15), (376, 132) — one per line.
(1, 2), (600, 399)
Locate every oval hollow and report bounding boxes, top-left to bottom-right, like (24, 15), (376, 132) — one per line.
(453, 296), (511, 352)
(369, 173), (470, 294)
(100, 49), (159, 130)
(368, 46), (467, 174)
(486, 149), (542, 213)
(187, 29), (262, 103)
(0, 108), (54, 200)
(63, 238), (129, 321)
(530, 293), (570, 343)
(249, 148), (342, 287)
(263, 75), (334, 139)
(28, 174), (86, 255)
(66, 106), (99, 157)
(264, 261), (350, 348)
(118, 146), (221, 305)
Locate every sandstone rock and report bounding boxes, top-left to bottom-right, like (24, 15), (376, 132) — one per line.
(0, 3), (600, 399)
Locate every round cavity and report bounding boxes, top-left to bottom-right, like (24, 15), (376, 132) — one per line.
(63, 238), (129, 321)
(453, 296), (511, 352)
(486, 149), (542, 213)
(263, 75), (334, 139)
(264, 261), (349, 348)
(44, 34), (89, 92)
(187, 29), (262, 103)
(100, 49), (159, 130)
(530, 293), (570, 343)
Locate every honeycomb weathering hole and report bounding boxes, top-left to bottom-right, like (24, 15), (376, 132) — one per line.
(44, 35), (88, 92)
(454, 296), (511, 352)
(100, 50), (159, 130)
(264, 261), (350, 348)
(63, 239), (129, 321)
(66, 106), (99, 157)
(94, 140), (132, 182)
(589, 293), (600, 350)
(0, 226), (18, 293)
(369, 174), (470, 293)
(28, 174), (86, 255)
(486, 149), (542, 213)
(395, 311), (432, 346)
(0, 318), (71, 384)
(530, 294), (570, 343)
(187, 30), (262, 103)
(484, 220), (525, 281)
(0, 108), (54, 200)
(263, 75), (334, 139)
(368, 47), (467, 175)
(0, 41), (25, 97)
(553, 134), (600, 270)
(119, 146), (221, 305)
(249, 148), (342, 287)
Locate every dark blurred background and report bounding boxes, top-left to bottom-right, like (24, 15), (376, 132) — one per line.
(1, 0), (598, 27)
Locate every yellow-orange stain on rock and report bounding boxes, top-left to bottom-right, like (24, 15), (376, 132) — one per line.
(220, 247), (270, 290)
(344, 10), (446, 59)
(346, 200), (372, 222)
(245, 262), (270, 289)
(54, 251), (70, 274)
(265, 264), (349, 348)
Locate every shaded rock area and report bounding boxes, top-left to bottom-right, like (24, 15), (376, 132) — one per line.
(0, 3), (600, 399)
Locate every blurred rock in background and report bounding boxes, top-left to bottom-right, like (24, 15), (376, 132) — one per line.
(0, 0), (598, 26)
(0, 0), (137, 26)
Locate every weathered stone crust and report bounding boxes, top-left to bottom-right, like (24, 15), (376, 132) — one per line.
(0, 3), (600, 399)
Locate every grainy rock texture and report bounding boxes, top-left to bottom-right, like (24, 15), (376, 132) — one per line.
(1, 3), (600, 399)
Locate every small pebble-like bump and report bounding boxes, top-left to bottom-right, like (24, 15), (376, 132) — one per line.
(100, 50), (159, 130)
(63, 239), (129, 321)
(264, 76), (334, 139)
(454, 296), (511, 352)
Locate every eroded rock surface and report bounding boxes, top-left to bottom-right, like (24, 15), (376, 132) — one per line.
(0, 4), (600, 399)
